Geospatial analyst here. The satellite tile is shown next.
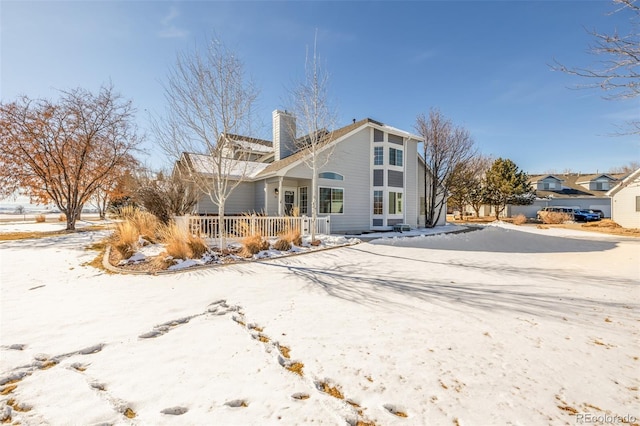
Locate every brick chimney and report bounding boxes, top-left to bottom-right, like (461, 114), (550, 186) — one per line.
(272, 110), (296, 161)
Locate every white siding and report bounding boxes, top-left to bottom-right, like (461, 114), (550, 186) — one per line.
(611, 177), (640, 228)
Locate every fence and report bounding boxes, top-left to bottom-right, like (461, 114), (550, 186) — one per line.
(186, 215), (331, 240)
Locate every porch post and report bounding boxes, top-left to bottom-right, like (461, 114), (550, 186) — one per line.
(277, 176), (284, 216)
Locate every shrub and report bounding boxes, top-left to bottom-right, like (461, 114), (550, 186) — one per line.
(540, 211), (571, 224)
(116, 207), (159, 243)
(512, 214), (527, 225)
(280, 227), (302, 246)
(35, 214), (46, 223)
(272, 238), (292, 251)
(240, 233), (269, 258)
(159, 222), (208, 260)
(58, 214), (66, 222)
(111, 221), (139, 259)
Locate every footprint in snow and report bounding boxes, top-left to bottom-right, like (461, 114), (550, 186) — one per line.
(225, 399), (248, 408)
(161, 406), (188, 415)
(79, 343), (104, 355)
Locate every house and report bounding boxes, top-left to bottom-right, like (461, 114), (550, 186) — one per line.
(488, 172), (628, 219)
(176, 110), (446, 233)
(606, 168), (640, 229)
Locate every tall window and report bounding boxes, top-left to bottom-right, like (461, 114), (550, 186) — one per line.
(299, 187), (308, 215)
(374, 146), (383, 165)
(319, 187), (344, 214)
(373, 190), (383, 215)
(389, 148), (403, 166)
(388, 192), (403, 214)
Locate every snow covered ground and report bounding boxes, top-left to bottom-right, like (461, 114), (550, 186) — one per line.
(1, 223), (638, 425)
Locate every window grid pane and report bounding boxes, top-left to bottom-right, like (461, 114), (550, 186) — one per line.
(373, 190), (383, 215)
(374, 147), (383, 165)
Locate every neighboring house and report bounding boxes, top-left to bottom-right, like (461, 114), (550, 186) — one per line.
(176, 110), (446, 233)
(474, 172), (627, 219)
(606, 168), (640, 229)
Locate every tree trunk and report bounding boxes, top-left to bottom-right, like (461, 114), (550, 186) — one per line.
(218, 202), (226, 250)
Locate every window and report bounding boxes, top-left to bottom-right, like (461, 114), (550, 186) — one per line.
(373, 190), (383, 215)
(388, 133), (403, 145)
(388, 192), (402, 214)
(374, 129), (384, 142)
(299, 187), (308, 215)
(374, 146), (383, 165)
(389, 148), (403, 166)
(636, 196), (640, 212)
(319, 187), (344, 214)
(319, 172), (344, 180)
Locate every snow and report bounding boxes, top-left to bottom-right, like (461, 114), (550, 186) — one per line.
(1, 222), (638, 424)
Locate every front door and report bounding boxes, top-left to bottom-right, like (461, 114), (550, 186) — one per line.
(284, 188), (296, 216)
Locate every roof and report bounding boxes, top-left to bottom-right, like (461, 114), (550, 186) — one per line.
(256, 118), (423, 177)
(606, 168), (640, 197)
(529, 172), (628, 198)
(224, 133), (273, 153)
(575, 173), (619, 184)
(181, 152), (269, 179)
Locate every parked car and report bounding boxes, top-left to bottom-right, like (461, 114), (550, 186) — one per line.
(536, 206), (600, 222)
(536, 206), (575, 220)
(588, 209), (605, 219)
(573, 209), (601, 222)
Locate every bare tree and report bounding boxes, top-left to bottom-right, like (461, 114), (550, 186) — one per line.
(416, 109), (476, 227)
(608, 160), (640, 173)
(552, 0), (639, 132)
(153, 38), (259, 248)
(448, 154), (492, 218)
(132, 169), (198, 224)
(0, 85), (141, 230)
(287, 36), (337, 241)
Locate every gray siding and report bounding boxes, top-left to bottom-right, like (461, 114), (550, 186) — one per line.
(196, 181), (256, 215)
(388, 170), (404, 188)
(287, 127), (371, 232)
(254, 180), (266, 214)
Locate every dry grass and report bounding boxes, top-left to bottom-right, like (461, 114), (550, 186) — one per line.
(317, 381), (344, 399)
(0, 384), (17, 395)
(582, 219), (621, 228)
(280, 227), (302, 246)
(272, 238), (291, 251)
(512, 214), (527, 225)
(287, 362), (304, 376)
(539, 211), (571, 224)
(240, 233), (269, 258)
(158, 222), (209, 260)
(123, 408), (136, 418)
(34, 214), (46, 223)
(111, 221), (139, 259)
(279, 345), (291, 359)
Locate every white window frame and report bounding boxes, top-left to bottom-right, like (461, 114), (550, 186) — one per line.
(319, 186), (344, 215)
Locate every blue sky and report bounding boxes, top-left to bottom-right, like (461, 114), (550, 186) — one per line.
(1, 0), (638, 174)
